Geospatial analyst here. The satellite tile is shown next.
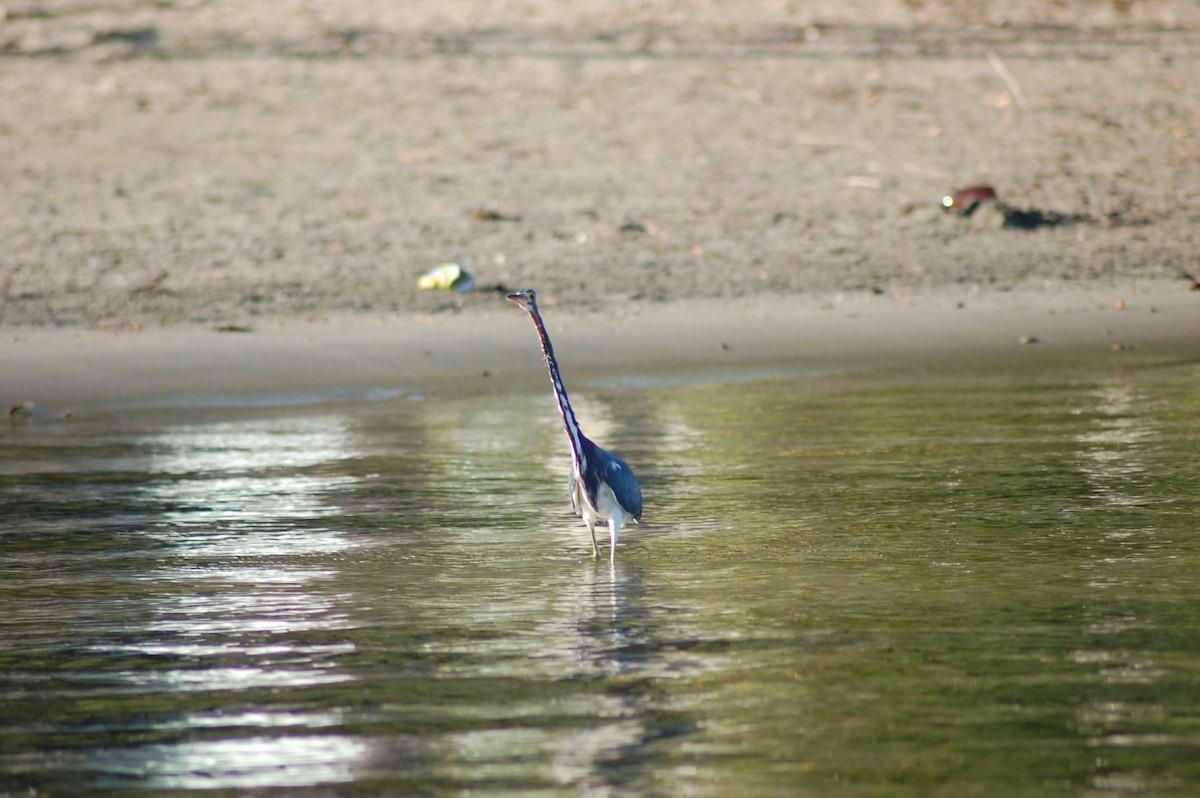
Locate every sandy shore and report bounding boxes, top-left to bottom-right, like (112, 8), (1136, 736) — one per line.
(5, 281), (1197, 412)
(2, 2), (1198, 410)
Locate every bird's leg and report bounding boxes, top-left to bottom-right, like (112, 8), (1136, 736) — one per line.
(607, 515), (621, 562)
(587, 521), (600, 559)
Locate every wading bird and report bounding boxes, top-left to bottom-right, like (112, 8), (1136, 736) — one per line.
(506, 288), (642, 560)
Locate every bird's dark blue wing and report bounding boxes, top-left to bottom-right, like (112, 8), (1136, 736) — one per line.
(600, 451), (642, 520)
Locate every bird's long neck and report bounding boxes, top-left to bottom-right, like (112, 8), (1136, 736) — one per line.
(528, 306), (587, 475)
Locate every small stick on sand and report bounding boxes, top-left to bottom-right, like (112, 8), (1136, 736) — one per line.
(987, 51), (1030, 112)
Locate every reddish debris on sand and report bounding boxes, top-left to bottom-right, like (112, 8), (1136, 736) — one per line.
(942, 185), (998, 216)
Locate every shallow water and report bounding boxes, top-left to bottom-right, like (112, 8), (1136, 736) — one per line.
(3, 354), (1200, 797)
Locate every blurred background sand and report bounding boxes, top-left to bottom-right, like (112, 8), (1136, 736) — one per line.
(1, 0), (1198, 328)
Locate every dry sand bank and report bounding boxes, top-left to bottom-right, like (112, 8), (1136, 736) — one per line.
(1, 1), (1199, 328)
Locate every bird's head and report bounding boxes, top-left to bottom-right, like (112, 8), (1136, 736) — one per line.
(505, 288), (538, 313)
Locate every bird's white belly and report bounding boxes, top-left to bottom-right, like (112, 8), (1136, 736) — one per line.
(569, 464), (630, 556)
(592, 482), (622, 520)
(571, 472), (621, 524)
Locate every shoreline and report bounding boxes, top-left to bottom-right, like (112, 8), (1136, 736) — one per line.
(4, 281), (1197, 414)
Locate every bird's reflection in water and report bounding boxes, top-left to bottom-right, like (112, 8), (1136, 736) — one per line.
(530, 559), (693, 791)
(547, 560), (635, 676)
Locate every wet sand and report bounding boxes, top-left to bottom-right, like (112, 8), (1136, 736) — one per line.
(5, 281), (1197, 412)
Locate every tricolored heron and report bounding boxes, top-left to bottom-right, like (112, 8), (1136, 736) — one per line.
(506, 288), (643, 560)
